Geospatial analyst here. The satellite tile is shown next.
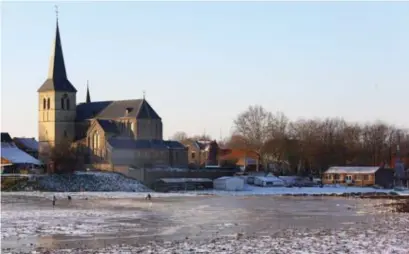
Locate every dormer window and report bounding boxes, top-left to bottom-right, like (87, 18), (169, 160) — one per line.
(125, 107), (133, 115)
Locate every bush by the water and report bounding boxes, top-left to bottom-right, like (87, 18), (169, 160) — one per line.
(23, 172), (151, 192)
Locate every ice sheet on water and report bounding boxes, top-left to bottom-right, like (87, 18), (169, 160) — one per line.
(1, 208), (148, 240)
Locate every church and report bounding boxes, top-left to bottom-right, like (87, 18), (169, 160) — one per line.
(37, 17), (188, 171)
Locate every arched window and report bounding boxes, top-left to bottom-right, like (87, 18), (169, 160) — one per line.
(43, 98), (46, 110)
(92, 131), (99, 151)
(61, 98), (65, 109)
(64, 130), (68, 137)
(66, 98), (70, 110)
(47, 98), (50, 109)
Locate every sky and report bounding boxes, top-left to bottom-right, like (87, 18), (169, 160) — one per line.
(1, 1), (408, 140)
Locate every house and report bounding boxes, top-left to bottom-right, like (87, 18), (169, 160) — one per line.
(35, 16), (188, 171)
(253, 176), (285, 187)
(154, 178), (213, 192)
(1, 157), (13, 173)
(322, 166), (394, 188)
(219, 149), (260, 171)
(1, 133), (42, 173)
(182, 140), (219, 168)
(13, 137), (39, 159)
(213, 176), (245, 191)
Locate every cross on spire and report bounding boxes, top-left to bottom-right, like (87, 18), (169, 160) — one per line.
(55, 5), (59, 21)
(143, 90), (146, 99)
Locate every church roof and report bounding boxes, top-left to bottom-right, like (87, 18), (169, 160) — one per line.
(96, 119), (119, 134)
(76, 99), (161, 121)
(107, 138), (168, 150)
(38, 21), (77, 93)
(107, 138), (184, 150)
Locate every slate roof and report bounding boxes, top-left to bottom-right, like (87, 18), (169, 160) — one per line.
(38, 21), (77, 93)
(107, 138), (184, 150)
(107, 139), (168, 150)
(76, 99), (161, 121)
(96, 119), (119, 134)
(13, 138), (39, 151)
(76, 101), (112, 121)
(163, 140), (186, 149)
(1, 133), (13, 143)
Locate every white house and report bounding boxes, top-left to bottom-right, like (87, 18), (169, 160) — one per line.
(213, 176), (245, 191)
(253, 176), (285, 187)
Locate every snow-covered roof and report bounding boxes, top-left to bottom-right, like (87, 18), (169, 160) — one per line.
(215, 176), (232, 180)
(325, 166), (380, 174)
(254, 176), (284, 182)
(1, 145), (42, 165)
(158, 178), (213, 183)
(214, 176), (244, 182)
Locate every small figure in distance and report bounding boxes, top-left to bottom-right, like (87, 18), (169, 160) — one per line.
(145, 193), (152, 201)
(52, 195), (56, 207)
(68, 195), (72, 201)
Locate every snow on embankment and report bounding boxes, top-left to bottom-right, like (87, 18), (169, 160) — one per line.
(34, 171), (151, 192)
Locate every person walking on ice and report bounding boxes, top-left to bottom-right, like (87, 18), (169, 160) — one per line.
(52, 195), (56, 207)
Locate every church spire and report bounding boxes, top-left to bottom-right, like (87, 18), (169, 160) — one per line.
(38, 7), (77, 93)
(48, 6), (66, 81)
(86, 80), (91, 103)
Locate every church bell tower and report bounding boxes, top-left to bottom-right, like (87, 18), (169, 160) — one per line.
(37, 11), (77, 162)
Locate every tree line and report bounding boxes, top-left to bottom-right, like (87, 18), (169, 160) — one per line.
(174, 105), (409, 175)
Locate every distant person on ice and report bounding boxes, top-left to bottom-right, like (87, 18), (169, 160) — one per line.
(145, 194), (152, 200)
(52, 195), (56, 207)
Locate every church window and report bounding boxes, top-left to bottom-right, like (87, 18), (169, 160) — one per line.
(61, 98), (65, 109)
(66, 98), (70, 110)
(47, 98), (50, 109)
(43, 98), (46, 110)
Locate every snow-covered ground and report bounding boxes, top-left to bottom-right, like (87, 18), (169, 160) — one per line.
(42, 221), (409, 254)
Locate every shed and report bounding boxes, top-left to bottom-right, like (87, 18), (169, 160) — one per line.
(213, 176), (244, 191)
(323, 166), (394, 188)
(254, 176), (285, 187)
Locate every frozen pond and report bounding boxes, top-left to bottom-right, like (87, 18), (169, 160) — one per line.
(2, 193), (409, 253)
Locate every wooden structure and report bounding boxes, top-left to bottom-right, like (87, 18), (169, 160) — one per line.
(322, 166), (394, 188)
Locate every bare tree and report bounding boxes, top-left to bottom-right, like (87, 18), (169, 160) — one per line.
(224, 134), (248, 149)
(172, 131), (189, 142)
(234, 105), (274, 167)
(191, 134), (212, 141)
(49, 141), (78, 174)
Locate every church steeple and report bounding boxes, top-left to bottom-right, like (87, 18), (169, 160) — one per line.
(48, 19), (67, 81)
(37, 12), (77, 93)
(86, 81), (91, 103)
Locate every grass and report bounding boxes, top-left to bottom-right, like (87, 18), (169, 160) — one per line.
(1, 176), (30, 191)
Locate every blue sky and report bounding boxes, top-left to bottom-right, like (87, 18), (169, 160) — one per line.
(1, 2), (408, 140)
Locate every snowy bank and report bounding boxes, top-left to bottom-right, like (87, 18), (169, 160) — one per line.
(187, 185), (409, 196)
(9, 171), (150, 192)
